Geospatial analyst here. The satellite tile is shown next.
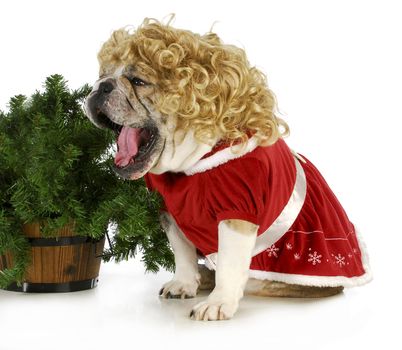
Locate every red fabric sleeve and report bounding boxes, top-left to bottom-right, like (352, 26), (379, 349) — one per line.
(202, 157), (267, 226)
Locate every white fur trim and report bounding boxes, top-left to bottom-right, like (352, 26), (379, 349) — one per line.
(184, 136), (259, 175)
(248, 228), (373, 288)
(205, 228), (372, 288)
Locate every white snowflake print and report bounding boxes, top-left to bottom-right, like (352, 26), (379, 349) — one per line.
(266, 244), (280, 258)
(348, 253), (353, 258)
(294, 253), (301, 260)
(308, 251), (322, 265)
(286, 243), (293, 250)
(334, 254), (346, 267)
(353, 248), (359, 254)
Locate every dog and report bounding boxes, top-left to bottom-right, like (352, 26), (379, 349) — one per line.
(85, 17), (372, 321)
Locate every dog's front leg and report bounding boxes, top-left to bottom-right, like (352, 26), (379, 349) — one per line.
(190, 219), (258, 321)
(159, 213), (201, 299)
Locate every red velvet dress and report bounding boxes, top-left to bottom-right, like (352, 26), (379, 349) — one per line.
(145, 138), (371, 287)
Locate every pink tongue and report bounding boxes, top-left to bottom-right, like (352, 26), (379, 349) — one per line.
(115, 127), (141, 167)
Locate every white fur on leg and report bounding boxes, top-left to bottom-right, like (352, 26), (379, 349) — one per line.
(190, 220), (258, 321)
(159, 214), (201, 299)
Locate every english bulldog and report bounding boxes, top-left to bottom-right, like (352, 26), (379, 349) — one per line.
(85, 18), (371, 321)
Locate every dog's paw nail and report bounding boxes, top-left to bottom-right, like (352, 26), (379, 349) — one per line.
(190, 299), (238, 321)
(159, 280), (198, 299)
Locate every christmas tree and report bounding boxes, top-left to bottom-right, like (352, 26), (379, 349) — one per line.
(0, 75), (173, 288)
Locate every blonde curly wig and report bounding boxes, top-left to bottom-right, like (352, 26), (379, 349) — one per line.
(98, 17), (289, 147)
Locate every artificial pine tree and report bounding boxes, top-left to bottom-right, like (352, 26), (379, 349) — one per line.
(0, 75), (173, 288)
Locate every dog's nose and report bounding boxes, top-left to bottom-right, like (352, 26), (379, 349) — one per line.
(99, 81), (114, 95)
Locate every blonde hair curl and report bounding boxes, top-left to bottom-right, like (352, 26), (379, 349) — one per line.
(98, 17), (289, 147)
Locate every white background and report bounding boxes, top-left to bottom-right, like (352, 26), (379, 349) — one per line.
(0, 0), (401, 349)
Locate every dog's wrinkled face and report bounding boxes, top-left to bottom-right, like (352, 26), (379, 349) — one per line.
(85, 20), (286, 180)
(85, 65), (170, 180)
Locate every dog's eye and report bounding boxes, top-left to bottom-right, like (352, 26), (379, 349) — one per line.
(128, 76), (148, 87)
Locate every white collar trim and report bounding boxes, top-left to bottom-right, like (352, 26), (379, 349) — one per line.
(184, 136), (259, 176)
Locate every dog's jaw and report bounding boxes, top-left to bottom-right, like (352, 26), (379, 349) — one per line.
(85, 66), (219, 178)
(85, 70), (168, 179)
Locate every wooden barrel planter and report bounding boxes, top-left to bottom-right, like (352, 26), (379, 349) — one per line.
(0, 222), (105, 293)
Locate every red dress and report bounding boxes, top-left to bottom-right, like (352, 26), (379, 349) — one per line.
(145, 138), (372, 287)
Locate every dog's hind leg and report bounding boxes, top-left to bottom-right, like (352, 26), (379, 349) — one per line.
(197, 267), (343, 297)
(198, 263), (215, 290)
(245, 278), (344, 298)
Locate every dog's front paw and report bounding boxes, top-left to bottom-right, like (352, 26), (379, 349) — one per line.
(189, 294), (239, 321)
(159, 278), (199, 299)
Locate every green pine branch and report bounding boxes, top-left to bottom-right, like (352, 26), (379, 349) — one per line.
(0, 74), (174, 287)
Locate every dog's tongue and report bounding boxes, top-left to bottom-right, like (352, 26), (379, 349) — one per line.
(115, 127), (141, 167)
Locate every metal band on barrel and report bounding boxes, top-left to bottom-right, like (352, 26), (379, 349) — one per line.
(5, 278), (99, 293)
(27, 236), (101, 247)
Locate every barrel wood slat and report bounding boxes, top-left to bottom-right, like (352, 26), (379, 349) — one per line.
(0, 222), (105, 292)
